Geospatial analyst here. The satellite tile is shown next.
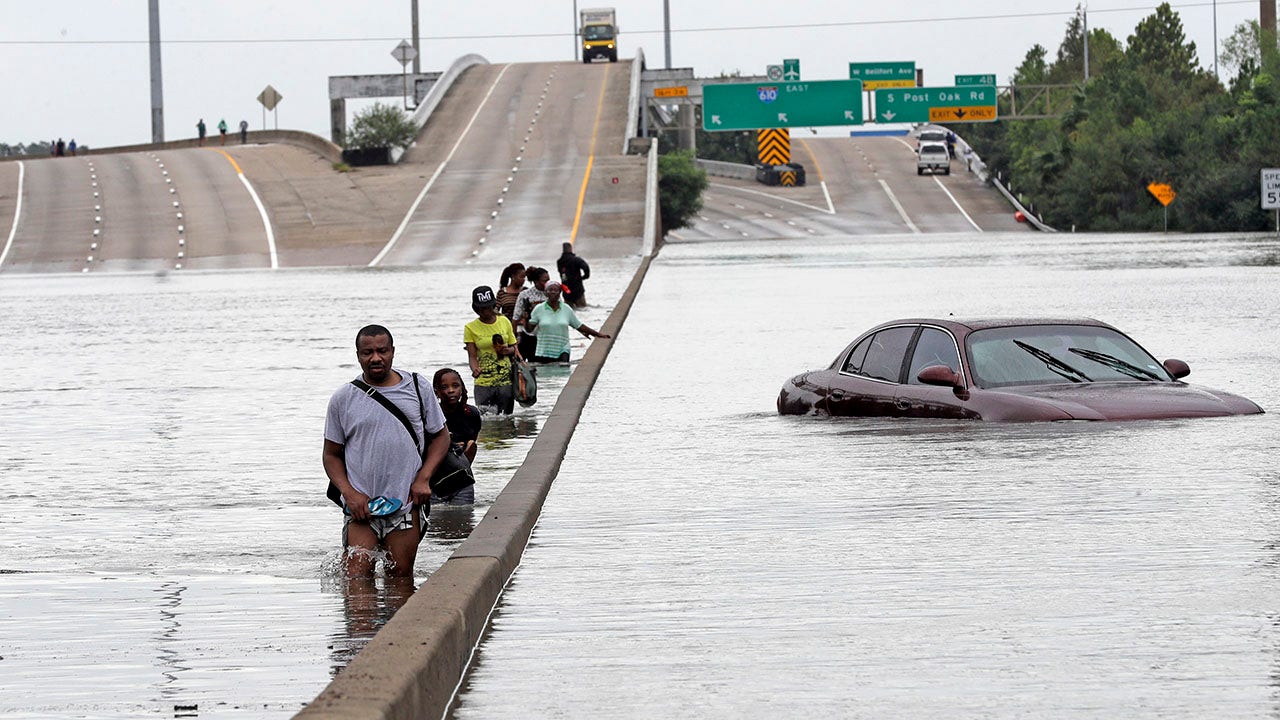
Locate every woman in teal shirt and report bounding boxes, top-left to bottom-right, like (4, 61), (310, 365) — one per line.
(526, 282), (610, 363)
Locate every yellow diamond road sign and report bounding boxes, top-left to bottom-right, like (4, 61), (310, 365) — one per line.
(1148, 183), (1176, 206)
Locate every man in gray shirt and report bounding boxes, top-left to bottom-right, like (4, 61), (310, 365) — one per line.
(323, 324), (449, 578)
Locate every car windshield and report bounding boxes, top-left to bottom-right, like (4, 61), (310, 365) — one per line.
(583, 25), (614, 40)
(967, 324), (1172, 388)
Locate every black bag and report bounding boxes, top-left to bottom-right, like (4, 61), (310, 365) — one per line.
(513, 359), (537, 407)
(325, 373), (474, 507)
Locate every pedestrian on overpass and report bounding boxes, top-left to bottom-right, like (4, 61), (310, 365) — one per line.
(556, 242), (591, 309)
(217, 118), (228, 146)
(197, 119), (206, 146)
(239, 119), (249, 144)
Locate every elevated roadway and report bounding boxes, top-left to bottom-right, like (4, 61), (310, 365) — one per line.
(673, 135), (1026, 243)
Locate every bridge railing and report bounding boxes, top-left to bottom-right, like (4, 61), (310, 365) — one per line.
(391, 53), (489, 164)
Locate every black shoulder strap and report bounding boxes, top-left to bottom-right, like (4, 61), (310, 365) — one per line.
(350, 377), (420, 449)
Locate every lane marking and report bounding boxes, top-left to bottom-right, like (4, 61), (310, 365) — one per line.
(214, 149), (278, 269)
(878, 179), (921, 234)
(0, 161), (24, 270)
(932, 175), (982, 231)
(709, 182), (833, 215)
(370, 63), (513, 267)
(569, 63), (612, 245)
(797, 138), (836, 214)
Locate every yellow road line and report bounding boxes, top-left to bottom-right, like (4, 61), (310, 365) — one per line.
(797, 138), (826, 183)
(569, 65), (612, 245)
(212, 148), (243, 175)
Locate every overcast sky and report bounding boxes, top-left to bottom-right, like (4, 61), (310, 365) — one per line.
(0, 0), (1258, 148)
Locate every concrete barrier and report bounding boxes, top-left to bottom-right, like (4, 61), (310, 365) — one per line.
(696, 159), (756, 181)
(295, 129), (663, 720)
(0, 130), (343, 165)
(623, 48), (645, 155)
(391, 54), (489, 164)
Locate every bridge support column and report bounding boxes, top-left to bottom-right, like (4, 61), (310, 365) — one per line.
(330, 99), (346, 145)
(677, 104), (695, 153)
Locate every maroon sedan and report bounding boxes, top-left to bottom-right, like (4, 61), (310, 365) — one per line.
(777, 318), (1263, 421)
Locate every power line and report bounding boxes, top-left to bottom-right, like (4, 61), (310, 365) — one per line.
(0, 1), (1254, 46)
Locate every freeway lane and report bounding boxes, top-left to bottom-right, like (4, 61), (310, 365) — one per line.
(378, 60), (644, 266)
(1, 149), (272, 274)
(672, 136), (1027, 243)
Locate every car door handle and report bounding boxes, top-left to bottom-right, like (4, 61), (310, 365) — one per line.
(829, 390), (846, 401)
(895, 399), (911, 410)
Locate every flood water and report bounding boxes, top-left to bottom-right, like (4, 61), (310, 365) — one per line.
(0, 261), (634, 717)
(450, 232), (1280, 718)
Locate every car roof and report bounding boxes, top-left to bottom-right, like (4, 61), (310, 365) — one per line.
(868, 317), (1116, 334)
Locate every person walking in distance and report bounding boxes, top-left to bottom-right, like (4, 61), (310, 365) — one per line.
(197, 119), (207, 146)
(217, 118), (228, 146)
(464, 286), (521, 415)
(556, 242), (591, 309)
(512, 267), (550, 361)
(239, 119), (249, 144)
(526, 281), (610, 364)
(323, 324), (451, 578)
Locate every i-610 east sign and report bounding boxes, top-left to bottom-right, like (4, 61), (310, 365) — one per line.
(873, 85), (998, 123)
(703, 79), (863, 131)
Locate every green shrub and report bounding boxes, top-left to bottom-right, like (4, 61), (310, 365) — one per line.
(658, 150), (708, 234)
(344, 102), (417, 151)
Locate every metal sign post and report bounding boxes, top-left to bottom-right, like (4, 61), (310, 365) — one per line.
(256, 85), (282, 130)
(391, 40), (419, 110)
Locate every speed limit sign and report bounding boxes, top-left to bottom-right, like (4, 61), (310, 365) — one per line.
(1262, 169), (1280, 209)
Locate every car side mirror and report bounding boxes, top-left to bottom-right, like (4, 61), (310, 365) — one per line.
(1163, 358), (1190, 379)
(917, 365), (962, 388)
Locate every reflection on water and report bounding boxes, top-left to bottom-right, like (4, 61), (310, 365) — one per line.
(327, 576), (416, 676)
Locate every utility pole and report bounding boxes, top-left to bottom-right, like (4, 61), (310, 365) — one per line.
(1264, 0), (1277, 44)
(148, 0), (164, 143)
(1083, 6), (1089, 82)
(663, 0), (672, 69)
(411, 0), (421, 75)
(573, 0), (579, 61)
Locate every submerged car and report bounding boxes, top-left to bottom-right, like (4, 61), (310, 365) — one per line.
(777, 318), (1263, 421)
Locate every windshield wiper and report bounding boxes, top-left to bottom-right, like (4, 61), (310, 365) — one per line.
(1068, 347), (1162, 381)
(1014, 340), (1092, 383)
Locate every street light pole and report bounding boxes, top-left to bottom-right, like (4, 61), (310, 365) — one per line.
(573, 0), (579, 61)
(664, 0), (672, 69)
(411, 0), (421, 75)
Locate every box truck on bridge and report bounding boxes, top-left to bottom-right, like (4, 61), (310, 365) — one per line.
(580, 8), (618, 63)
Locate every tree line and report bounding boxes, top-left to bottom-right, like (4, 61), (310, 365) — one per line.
(962, 3), (1280, 232)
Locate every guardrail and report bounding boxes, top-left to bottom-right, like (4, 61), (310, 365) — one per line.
(391, 53), (489, 164)
(950, 130), (1058, 233)
(624, 48), (645, 155)
(695, 159), (756, 181)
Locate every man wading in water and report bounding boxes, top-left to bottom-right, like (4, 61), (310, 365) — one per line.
(323, 325), (450, 577)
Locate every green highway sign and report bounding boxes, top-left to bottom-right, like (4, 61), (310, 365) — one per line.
(703, 79), (864, 131)
(955, 74), (997, 86)
(849, 61), (915, 90)
(873, 85), (998, 123)
(783, 58), (801, 81)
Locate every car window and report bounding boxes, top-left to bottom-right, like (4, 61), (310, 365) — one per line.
(858, 326), (916, 383)
(841, 336), (873, 374)
(907, 327), (961, 384)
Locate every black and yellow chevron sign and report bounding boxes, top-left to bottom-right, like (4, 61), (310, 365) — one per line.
(757, 128), (790, 166)
(779, 170), (797, 187)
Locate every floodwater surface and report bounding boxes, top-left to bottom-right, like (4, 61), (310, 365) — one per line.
(450, 232), (1280, 718)
(0, 261), (633, 717)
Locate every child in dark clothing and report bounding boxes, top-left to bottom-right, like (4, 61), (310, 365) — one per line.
(432, 368), (482, 505)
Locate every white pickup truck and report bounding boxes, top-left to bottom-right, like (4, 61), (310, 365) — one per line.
(917, 142), (951, 176)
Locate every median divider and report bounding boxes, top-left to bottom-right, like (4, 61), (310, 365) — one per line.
(296, 146), (659, 720)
